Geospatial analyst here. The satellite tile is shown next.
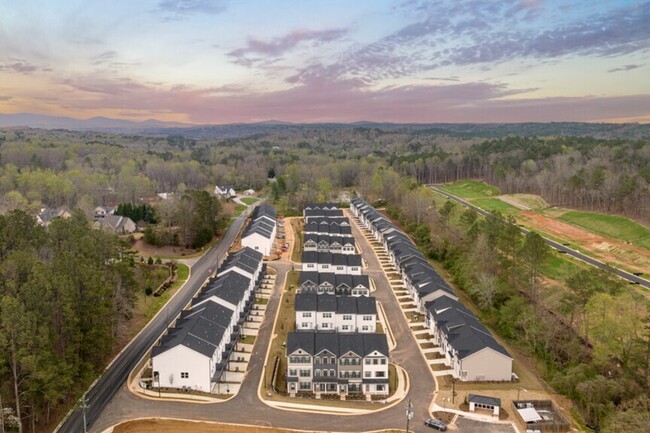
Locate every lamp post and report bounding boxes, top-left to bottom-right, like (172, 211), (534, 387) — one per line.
(80, 393), (89, 433)
(517, 387), (528, 401)
(405, 398), (413, 433)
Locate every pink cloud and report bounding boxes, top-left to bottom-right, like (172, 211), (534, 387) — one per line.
(56, 74), (650, 124)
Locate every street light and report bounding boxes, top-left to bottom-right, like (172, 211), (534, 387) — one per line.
(517, 387), (528, 401)
(405, 398), (414, 433)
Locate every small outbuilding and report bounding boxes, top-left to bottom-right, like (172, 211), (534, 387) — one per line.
(468, 394), (501, 416)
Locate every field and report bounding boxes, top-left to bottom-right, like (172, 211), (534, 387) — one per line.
(470, 198), (519, 215)
(439, 179), (500, 198)
(556, 210), (650, 250)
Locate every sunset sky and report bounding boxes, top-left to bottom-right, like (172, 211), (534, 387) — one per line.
(1, 0), (649, 124)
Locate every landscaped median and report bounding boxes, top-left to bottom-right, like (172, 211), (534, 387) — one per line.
(257, 270), (409, 414)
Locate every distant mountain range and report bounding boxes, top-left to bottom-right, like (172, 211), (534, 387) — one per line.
(1, 112), (649, 139)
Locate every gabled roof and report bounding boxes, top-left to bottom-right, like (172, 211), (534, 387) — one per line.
(468, 394), (501, 407)
(95, 215), (135, 231)
(288, 332), (388, 357)
(302, 252), (362, 267)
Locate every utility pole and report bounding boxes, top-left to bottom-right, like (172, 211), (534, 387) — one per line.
(80, 393), (89, 433)
(405, 398), (413, 433)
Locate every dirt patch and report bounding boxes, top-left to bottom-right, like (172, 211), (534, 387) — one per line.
(521, 211), (650, 274)
(130, 233), (199, 258)
(113, 419), (383, 433)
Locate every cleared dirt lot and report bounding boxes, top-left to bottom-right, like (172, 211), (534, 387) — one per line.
(111, 419), (400, 433)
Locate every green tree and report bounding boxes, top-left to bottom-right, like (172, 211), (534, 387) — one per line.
(519, 231), (549, 305)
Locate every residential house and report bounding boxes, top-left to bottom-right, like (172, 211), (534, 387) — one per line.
(304, 208), (344, 220)
(303, 221), (353, 237)
(286, 332), (389, 397)
(94, 205), (116, 221)
(93, 214), (136, 234)
(214, 185), (236, 198)
(36, 207), (71, 227)
(295, 293), (377, 332)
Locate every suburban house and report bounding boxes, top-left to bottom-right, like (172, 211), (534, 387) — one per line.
(303, 233), (356, 254)
(425, 296), (512, 381)
(36, 207), (71, 227)
(286, 332), (390, 398)
(301, 251), (362, 275)
(93, 214), (136, 234)
(151, 246), (265, 393)
(351, 198), (512, 382)
(241, 204), (277, 256)
(94, 205), (116, 220)
(214, 185), (236, 198)
(295, 293), (377, 332)
(299, 272), (370, 296)
(243, 188), (255, 196)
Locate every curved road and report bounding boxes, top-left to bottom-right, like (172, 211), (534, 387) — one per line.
(90, 213), (437, 433)
(429, 185), (650, 290)
(55, 208), (252, 433)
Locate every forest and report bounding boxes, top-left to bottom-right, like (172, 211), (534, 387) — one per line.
(0, 124), (649, 431)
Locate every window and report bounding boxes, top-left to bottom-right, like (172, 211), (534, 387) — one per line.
(322, 357), (328, 364)
(289, 369), (297, 376)
(315, 369), (321, 377)
(363, 315), (373, 321)
(299, 369), (311, 377)
(362, 325), (369, 331)
(322, 264), (329, 269)
(321, 323), (329, 328)
(323, 313), (332, 318)
(331, 357), (336, 364)
(381, 359), (386, 365)
(364, 371), (371, 378)
(342, 325), (349, 331)
(301, 322), (309, 328)
(181, 372), (189, 379)
(307, 264), (315, 268)
(337, 266), (344, 270)
(302, 312), (312, 318)
(377, 385), (385, 391)
(299, 382), (310, 390)
(375, 371), (385, 378)
(364, 359), (371, 365)
(343, 315), (352, 321)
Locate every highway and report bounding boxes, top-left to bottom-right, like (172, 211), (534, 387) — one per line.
(428, 185), (650, 290)
(55, 208), (251, 433)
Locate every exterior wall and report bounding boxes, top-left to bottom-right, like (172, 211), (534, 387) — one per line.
(469, 401), (500, 416)
(296, 311), (316, 330)
(459, 348), (513, 382)
(287, 350), (312, 394)
(362, 351), (389, 395)
(316, 311), (335, 330)
(355, 314), (376, 333)
(241, 232), (273, 256)
(152, 345), (212, 392)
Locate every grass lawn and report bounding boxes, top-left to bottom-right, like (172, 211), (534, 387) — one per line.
(470, 197), (520, 216)
(240, 197), (259, 205)
(291, 219), (303, 263)
(557, 210), (650, 250)
(539, 251), (586, 281)
(264, 270), (299, 393)
(502, 193), (549, 210)
(144, 263), (190, 321)
(439, 179), (500, 199)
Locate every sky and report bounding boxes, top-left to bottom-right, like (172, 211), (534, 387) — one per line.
(1, 0), (649, 124)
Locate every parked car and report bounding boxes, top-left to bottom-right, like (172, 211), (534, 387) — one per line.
(424, 419), (447, 431)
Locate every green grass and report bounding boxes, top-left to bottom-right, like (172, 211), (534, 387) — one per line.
(439, 179), (500, 199)
(557, 210), (650, 250)
(539, 252), (586, 281)
(240, 197), (259, 205)
(145, 263), (190, 321)
(233, 203), (246, 216)
(470, 197), (519, 215)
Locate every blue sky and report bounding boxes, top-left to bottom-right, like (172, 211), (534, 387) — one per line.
(1, 0), (649, 123)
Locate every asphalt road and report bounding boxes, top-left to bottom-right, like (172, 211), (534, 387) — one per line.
(90, 212), (438, 433)
(428, 185), (650, 290)
(55, 208), (251, 433)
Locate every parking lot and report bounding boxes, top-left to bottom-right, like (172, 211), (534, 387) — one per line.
(454, 417), (517, 433)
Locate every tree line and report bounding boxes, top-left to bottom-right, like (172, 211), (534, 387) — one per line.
(0, 211), (137, 432)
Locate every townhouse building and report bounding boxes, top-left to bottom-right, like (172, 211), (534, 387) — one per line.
(301, 251), (362, 275)
(295, 293), (377, 332)
(241, 203), (277, 256)
(299, 272), (370, 296)
(303, 233), (356, 254)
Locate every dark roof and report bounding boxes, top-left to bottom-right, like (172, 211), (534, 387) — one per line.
(468, 394), (501, 407)
(304, 209), (344, 219)
(295, 294), (375, 314)
(242, 218), (274, 239)
(302, 252), (362, 267)
(195, 272), (250, 307)
(299, 273), (369, 290)
(288, 332), (388, 357)
(304, 203), (339, 211)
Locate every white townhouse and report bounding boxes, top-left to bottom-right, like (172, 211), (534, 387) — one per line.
(301, 251), (362, 275)
(303, 233), (356, 254)
(151, 301), (234, 392)
(286, 332), (389, 397)
(303, 221), (353, 237)
(295, 293), (377, 333)
(299, 272), (370, 297)
(241, 203), (277, 256)
(425, 296), (513, 382)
